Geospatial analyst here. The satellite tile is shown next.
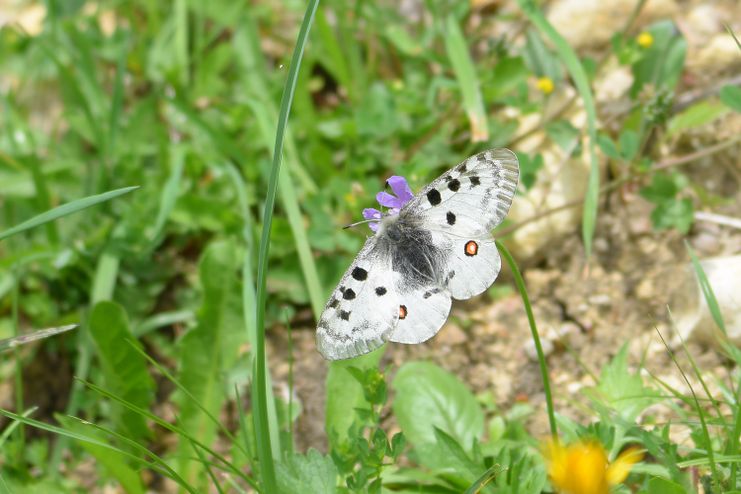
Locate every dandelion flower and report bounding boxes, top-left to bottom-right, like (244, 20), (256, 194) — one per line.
(536, 77), (554, 95)
(543, 439), (643, 494)
(637, 32), (654, 48)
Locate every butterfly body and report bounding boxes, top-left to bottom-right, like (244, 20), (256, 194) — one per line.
(317, 149), (519, 360)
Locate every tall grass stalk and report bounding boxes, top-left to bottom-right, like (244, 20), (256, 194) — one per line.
(496, 241), (557, 438)
(252, 0), (320, 491)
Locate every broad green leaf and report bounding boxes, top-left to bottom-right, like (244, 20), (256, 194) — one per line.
(58, 416), (145, 494)
(584, 344), (658, 422)
(597, 134), (621, 160)
(326, 347), (385, 447)
(89, 302), (155, 441)
(719, 84), (741, 112)
(0, 186), (138, 241)
(392, 361), (483, 451)
(444, 16), (488, 142)
(667, 101), (729, 137)
(175, 240), (244, 487)
(275, 449), (338, 494)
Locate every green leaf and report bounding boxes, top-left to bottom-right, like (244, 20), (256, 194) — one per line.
(667, 101), (729, 137)
(651, 198), (694, 233)
(326, 347), (385, 448)
(719, 85), (741, 112)
(89, 302), (155, 441)
(392, 362), (483, 451)
(444, 16), (488, 142)
(0, 186), (139, 242)
(545, 120), (580, 153)
(275, 449), (338, 494)
(515, 152), (544, 190)
(639, 172), (685, 203)
(630, 20), (687, 97)
(618, 129), (640, 161)
(175, 240), (244, 487)
(642, 476), (685, 494)
(57, 416), (145, 494)
(685, 243), (727, 335)
(488, 57), (528, 100)
(597, 134), (621, 160)
(585, 344), (658, 422)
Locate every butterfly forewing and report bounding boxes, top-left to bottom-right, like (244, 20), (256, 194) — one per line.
(316, 237), (400, 360)
(407, 148), (519, 235)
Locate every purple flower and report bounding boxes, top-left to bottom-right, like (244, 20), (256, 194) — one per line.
(362, 176), (413, 232)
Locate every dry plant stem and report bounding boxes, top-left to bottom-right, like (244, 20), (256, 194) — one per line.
(498, 136), (741, 237)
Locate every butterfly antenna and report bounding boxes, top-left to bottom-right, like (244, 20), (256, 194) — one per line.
(343, 218), (377, 230)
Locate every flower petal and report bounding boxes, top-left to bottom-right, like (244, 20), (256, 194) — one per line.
(387, 175), (414, 204)
(606, 447), (643, 486)
(376, 191), (403, 209)
(368, 222), (380, 232)
(362, 208), (382, 220)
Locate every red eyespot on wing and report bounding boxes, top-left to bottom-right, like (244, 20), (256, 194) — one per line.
(464, 240), (478, 257)
(399, 305), (408, 320)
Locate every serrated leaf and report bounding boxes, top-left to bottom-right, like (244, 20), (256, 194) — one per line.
(392, 362), (483, 452)
(276, 448), (338, 494)
(175, 240), (244, 487)
(585, 345), (658, 422)
(89, 302), (154, 442)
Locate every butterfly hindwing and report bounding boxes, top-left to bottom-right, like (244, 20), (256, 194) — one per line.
(316, 238), (399, 360)
(431, 232), (502, 300)
(388, 272), (452, 344)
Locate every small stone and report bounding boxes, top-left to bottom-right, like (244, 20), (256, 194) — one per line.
(523, 338), (554, 361)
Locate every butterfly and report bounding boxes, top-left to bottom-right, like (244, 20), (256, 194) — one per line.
(317, 149), (519, 360)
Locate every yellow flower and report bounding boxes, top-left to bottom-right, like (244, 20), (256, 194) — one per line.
(536, 76), (554, 95)
(637, 32), (654, 48)
(543, 439), (643, 494)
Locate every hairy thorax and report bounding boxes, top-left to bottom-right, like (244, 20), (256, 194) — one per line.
(375, 212), (447, 289)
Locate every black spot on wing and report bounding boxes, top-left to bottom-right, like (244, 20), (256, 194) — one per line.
(343, 288), (356, 300)
(427, 189), (442, 206)
(459, 162), (467, 173)
(340, 310), (351, 321)
(446, 211), (456, 225)
(447, 179), (460, 191)
(351, 267), (368, 281)
(329, 298), (339, 308)
(375, 286), (387, 296)
(470, 176), (480, 187)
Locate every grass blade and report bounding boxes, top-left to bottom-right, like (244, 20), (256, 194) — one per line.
(517, 1), (600, 258)
(0, 324), (77, 353)
(497, 240), (557, 438)
(0, 186), (139, 242)
(444, 16), (489, 142)
(253, 0), (320, 490)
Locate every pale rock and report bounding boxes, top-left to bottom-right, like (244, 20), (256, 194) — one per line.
(687, 35), (741, 80)
(671, 255), (741, 348)
(523, 337), (554, 361)
(547, 0), (677, 50)
(437, 323), (468, 346)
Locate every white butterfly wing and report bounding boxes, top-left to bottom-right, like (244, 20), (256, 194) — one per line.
(402, 148), (518, 300)
(316, 238), (399, 360)
(406, 148), (519, 236)
(387, 273), (452, 344)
